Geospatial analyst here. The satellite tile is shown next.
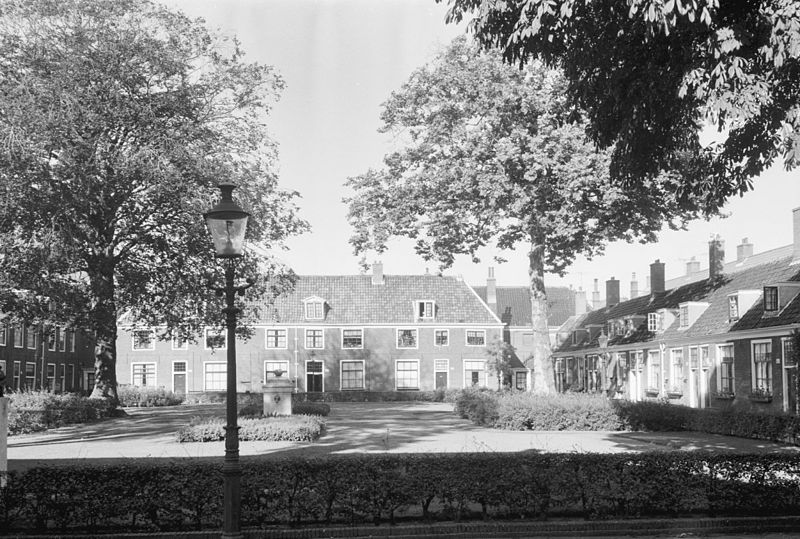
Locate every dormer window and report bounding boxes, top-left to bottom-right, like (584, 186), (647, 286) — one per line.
(764, 286), (779, 312)
(647, 312), (662, 332)
(728, 295), (739, 321)
(679, 305), (689, 328)
(416, 300), (435, 320)
(303, 297), (325, 320)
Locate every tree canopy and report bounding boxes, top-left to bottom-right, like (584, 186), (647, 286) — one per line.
(0, 0), (308, 400)
(440, 0), (800, 215)
(345, 37), (700, 391)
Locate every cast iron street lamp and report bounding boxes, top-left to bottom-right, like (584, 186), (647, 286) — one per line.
(204, 182), (253, 539)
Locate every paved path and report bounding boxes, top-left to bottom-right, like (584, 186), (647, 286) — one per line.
(8, 401), (800, 469)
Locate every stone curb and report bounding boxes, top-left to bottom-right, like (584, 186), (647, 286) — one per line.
(9, 515), (800, 538)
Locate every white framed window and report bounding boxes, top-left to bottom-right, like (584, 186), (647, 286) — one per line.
(24, 363), (35, 388)
(204, 328), (227, 350)
(265, 328), (288, 349)
(0, 326), (6, 347)
(13, 326), (23, 348)
(396, 328), (418, 349)
(67, 364), (75, 390)
(688, 346), (699, 369)
(647, 312), (661, 332)
(466, 329), (486, 346)
(48, 328), (57, 352)
(464, 359), (486, 388)
(434, 359), (449, 372)
(717, 344), (734, 395)
(679, 305), (689, 328)
(69, 330), (76, 352)
(57, 327), (66, 352)
(395, 359), (419, 390)
(0, 361), (5, 386)
(435, 329), (449, 346)
(265, 360), (290, 380)
(305, 328), (324, 349)
(58, 364), (66, 391)
(764, 286), (779, 312)
(647, 350), (660, 392)
(132, 329), (155, 351)
(46, 363), (56, 389)
(131, 362), (156, 387)
(341, 328), (363, 349)
(700, 346), (710, 369)
(172, 331), (188, 351)
(26, 326), (36, 349)
(751, 340), (772, 394)
(12, 361), (21, 389)
(728, 295), (739, 321)
(304, 298), (325, 320)
(416, 300), (435, 320)
(669, 349), (683, 393)
(341, 360), (365, 390)
(203, 362), (226, 391)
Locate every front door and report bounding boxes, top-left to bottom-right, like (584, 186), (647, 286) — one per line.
(306, 360), (323, 392)
(435, 371), (448, 389)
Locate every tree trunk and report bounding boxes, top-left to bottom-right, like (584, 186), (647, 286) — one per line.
(88, 256), (119, 406)
(527, 236), (554, 393)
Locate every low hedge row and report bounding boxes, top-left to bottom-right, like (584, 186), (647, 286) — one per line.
(176, 415), (325, 442)
(454, 390), (800, 445)
(6, 390), (115, 435)
(117, 385), (184, 407)
(2, 453), (799, 533)
(293, 389), (461, 403)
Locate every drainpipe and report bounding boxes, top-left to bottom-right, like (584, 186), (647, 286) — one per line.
(293, 328), (299, 392)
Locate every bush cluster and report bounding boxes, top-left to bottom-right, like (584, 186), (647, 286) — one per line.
(453, 388), (499, 425)
(6, 390), (115, 435)
(291, 401), (331, 416)
(176, 415), (324, 442)
(116, 385), (184, 407)
(2, 452), (799, 533)
(495, 392), (625, 431)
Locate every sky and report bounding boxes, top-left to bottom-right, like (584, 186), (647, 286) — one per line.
(169, 0), (799, 298)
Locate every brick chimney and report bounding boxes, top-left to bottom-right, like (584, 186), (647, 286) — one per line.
(606, 277), (620, 307)
(486, 267), (497, 312)
(686, 256), (700, 275)
(708, 235), (725, 279)
(592, 278), (600, 309)
(574, 287), (587, 315)
(737, 237), (753, 261)
(371, 261), (384, 285)
(650, 259), (665, 294)
(793, 207), (800, 263)
(630, 272), (639, 299)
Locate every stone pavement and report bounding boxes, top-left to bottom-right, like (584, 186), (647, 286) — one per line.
(7, 401), (800, 470)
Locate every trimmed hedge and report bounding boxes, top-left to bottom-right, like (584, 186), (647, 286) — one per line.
(117, 385), (184, 407)
(2, 452), (800, 533)
(495, 392), (625, 431)
(176, 415), (325, 442)
(292, 401), (331, 416)
(293, 389), (461, 403)
(7, 390), (115, 435)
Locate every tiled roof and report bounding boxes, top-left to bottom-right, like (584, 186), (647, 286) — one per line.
(251, 275), (502, 326)
(665, 245), (793, 289)
(554, 255), (800, 354)
(472, 286), (578, 327)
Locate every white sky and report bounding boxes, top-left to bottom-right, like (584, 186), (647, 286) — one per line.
(169, 0), (799, 297)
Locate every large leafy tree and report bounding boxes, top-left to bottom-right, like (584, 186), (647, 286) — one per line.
(440, 0), (800, 215)
(345, 37), (700, 392)
(0, 0), (308, 402)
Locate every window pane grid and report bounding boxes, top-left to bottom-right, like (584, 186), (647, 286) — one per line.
(396, 361), (419, 389)
(466, 330), (485, 346)
(266, 329), (287, 349)
(305, 329), (323, 349)
(341, 361), (364, 389)
(342, 329), (363, 349)
(204, 363), (226, 391)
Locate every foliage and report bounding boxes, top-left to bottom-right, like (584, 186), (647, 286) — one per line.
(453, 387), (500, 425)
(440, 0), (800, 215)
(176, 415), (325, 442)
(0, 0), (308, 403)
(485, 338), (516, 390)
(291, 402), (331, 416)
(292, 389), (459, 402)
(116, 385), (184, 407)
(495, 391), (625, 430)
(7, 390), (115, 435)
(3, 453), (800, 532)
(345, 37), (701, 392)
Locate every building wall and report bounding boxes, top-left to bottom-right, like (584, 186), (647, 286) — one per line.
(117, 325), (503, 393)
(0, 324), (95, 392)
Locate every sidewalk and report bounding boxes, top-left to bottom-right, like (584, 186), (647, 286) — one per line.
(8, 401), (800, 470)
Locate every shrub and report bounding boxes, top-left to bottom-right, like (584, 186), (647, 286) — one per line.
(292, 402), (331, 416)
(176, 415), (325, 442)
(495, 392), (626, 431)
(7, 390), (115, 435)
(117, 385), (184, 407)
(2, 453), (800, 533)
(453, 387), (499, 425)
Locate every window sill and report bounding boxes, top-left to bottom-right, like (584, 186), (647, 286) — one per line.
(666, 391), (683, 399)
(748, 395), (773, 403)
(714, 394), (735, 400)
(645, 389), (660, 397)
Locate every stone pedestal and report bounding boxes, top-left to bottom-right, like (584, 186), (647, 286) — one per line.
(262, 377), (293, 416)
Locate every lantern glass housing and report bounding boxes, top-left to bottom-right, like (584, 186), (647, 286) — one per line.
(204, 183), (250, 258)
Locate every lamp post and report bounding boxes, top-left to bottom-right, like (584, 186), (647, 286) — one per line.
(204, 183), (253, 539)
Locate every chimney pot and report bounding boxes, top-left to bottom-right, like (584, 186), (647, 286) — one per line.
(686, 256), (700, 275)
(371, 261), (384, 285)
(592, 278), (600, 309)
(486, 267), (497, 311)
(736, 237), (753, 261)
(574, 288), (587, 316)
(630, 272), (639, 299)
(606, 277), (620, 307)
(708, 235), (725, 278)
